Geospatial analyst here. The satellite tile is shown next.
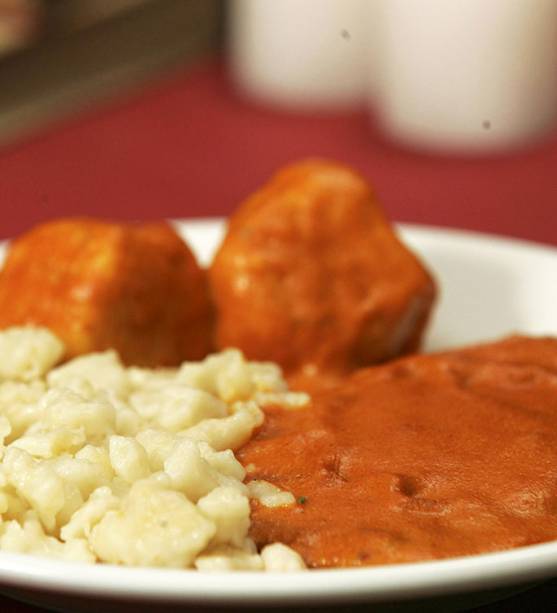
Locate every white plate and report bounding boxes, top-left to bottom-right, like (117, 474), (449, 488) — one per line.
(0, 218), (557, 609)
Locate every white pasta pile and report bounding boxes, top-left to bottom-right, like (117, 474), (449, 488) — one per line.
(0, 327), (308, 571)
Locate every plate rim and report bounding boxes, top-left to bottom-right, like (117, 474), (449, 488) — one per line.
(0, 540), (556, 604)
(173, 216), (557, 256)
(0, 220), (556, 605)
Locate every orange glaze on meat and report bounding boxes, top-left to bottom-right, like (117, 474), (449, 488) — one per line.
(210, 160), (435, 384)
(238, 336), (557, 568)
(0, 219), (213, 366)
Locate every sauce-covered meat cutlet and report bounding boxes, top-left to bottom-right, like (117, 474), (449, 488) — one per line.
(0, 219), (213, 366)
(210, 159), (435, 387)
(238, 336), (557, 568)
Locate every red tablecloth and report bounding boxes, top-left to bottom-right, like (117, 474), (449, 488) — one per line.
(0, 59), (556, 245)
(0, 58), (556, 612)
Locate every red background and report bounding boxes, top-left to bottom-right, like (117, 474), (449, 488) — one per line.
(0, 60), (555, 246)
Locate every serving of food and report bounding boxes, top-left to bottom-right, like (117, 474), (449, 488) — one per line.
(0, 159), (556, 605)
(0, 327), (308, 571)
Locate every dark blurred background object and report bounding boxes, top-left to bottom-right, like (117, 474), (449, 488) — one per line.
(0, 0), (222, 144)
(0, 0), (41, 56)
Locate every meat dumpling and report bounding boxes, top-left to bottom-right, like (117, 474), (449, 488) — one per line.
(210, 159), (436, 384)
(0, 218), (213, 366)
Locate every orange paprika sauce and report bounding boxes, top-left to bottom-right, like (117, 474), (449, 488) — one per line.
(238, 337), (557, 568)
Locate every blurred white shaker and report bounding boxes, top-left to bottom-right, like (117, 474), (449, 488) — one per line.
(375, 0), (557, 151)
(230, 0), (369, 109)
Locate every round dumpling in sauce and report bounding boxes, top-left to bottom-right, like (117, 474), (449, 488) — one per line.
(210, 160), (436, 386)
(0, 219), (214, 367)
